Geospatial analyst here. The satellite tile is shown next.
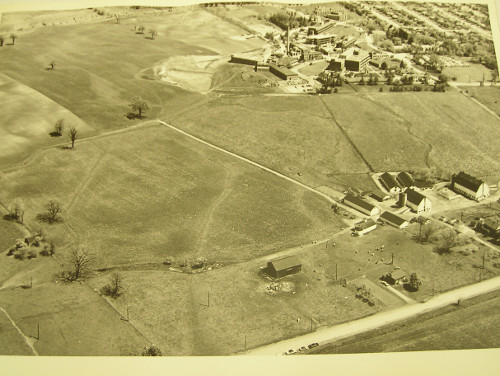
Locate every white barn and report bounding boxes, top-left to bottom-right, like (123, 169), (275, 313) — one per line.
(451, 172), (489, 201)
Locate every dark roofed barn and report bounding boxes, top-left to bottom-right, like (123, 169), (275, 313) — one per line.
(451, 172), (489, 200)
(264, 256), (302, 279)
(380, 172), (401, 193)
(397, 172), (415, 189)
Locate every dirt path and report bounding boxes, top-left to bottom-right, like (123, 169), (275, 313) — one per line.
(0, 306), (38, 356)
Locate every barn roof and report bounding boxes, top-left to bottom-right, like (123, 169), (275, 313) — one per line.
(270, 256), (301, 271)
(397, 172), (415, 188)
(405, 188), (427, 205)
(344, 194), (376, 212)
(452, 172), (484, 192)
(391, 270), (406, 280)
(380, 172), (400, 190)
(355, 218), (377, 230)
(380, 211), (407, 226)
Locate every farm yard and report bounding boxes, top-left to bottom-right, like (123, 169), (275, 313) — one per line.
(1, 2), (500, 358)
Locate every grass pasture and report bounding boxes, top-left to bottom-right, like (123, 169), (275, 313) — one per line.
(169, 94), (370, 191)
(0, 9), (266, 133)
(460, 86), (500, 116)
(0, 123), (345, 268)
(321, 91), (500, 175)
(0, 283), (150, 355)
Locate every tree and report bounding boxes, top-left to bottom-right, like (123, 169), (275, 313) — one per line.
(54, 119), (64, 136)
(149, 30), (157, 40)
(41, 200), (62, 223)
(8, 199), (25, 223)
(49, 60), (56, 70)
(10, 34), (17, 45)
(129, 97), (149, 118)
(137, 25), (145, 34)
(142, 345), (162, 356)
(491, 70), (498, 85)
(68, 127), (78, 149)
(66, 246), (93, 281)
(437, 230), (458, 254)
(437, 74), (449, 85)
(102, 272), (124, 297)
(114, 14), (121, 24)
(416, 223), (436, 243)
(405, 272), (422, 292)
(0, 36), (4, 47)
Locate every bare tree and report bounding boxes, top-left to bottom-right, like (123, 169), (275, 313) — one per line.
(37, 200), (62, 223)
(149, 29), (157, 39)
(49, 60), (56, 70)
(416, 223), (436, 243)
(67, 246), (93, 280)
(437, 229), (458, 254)
(137, 25), (145, 34)
(129, 97), (149, 118)
(102, 272), (124, 297)
(10, 34), (17, 45)
(114, 14), (121, 24)
(0, 36), (4, 47)
(68, 127), (78, 148)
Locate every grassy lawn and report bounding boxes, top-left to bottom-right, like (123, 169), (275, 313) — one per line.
(298, 60), (329, 76)
(0, 283), (150, 355)
(169, 94), (370, 191)
(321, 91), (500, 175)
(444, 63), (495, 83)
(0, 310), (34, 355)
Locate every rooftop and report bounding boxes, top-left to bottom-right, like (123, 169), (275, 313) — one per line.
(269, 256), (301, 271)
(380, 211), (407, 226)
(344, 194), (376, 212)
(452, 172), (485, 192)
(405, 188), (428, 205)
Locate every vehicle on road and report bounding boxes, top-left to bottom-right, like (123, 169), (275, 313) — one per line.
(308, 343), (319, 349)
(380, 281), (389, 286)
(299, 346), (307, 352)
(285, 349), (295, 355)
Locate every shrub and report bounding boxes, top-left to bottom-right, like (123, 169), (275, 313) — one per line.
(142, 345), (162, 356)
(163, 257), (174, 265)
(14, 248), (27, 260)
(40, 242), (55, 256)
(27, 249), (37, 259)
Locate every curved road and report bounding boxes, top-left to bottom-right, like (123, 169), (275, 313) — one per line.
(244, 275), (500, 355)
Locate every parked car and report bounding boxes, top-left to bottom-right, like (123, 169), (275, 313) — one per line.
(308, 343), (319, 349)
(380, 280), (389, 286)
(285, 349), (295, 355)
(299, 346), (307, 352)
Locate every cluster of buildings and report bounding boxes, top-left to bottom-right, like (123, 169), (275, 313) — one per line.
(229, 55), (299, 81)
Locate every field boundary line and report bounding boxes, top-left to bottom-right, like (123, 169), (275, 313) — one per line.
(318, 96), (374, 173)
(0, 306), (39, 355)
(157, 121), (360, 217)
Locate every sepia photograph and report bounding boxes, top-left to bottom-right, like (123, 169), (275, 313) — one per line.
(0, 0), (500, 373)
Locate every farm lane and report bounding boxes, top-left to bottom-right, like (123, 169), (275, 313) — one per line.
(244, 275), (500, 355)
(0, 306), (39, 356)
(157, 120), (363, 218)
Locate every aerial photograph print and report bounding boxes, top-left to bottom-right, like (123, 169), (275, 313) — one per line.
(1, 0), (500, 362)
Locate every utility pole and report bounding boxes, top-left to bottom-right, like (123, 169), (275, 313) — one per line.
(391, 253), (394, 265)
(245, 335), (247, 351)
(483, 249), (486, 269)
(37, 323), (40, 340)
(127, 306), (130, 321)
(30, 276), (32, 288)
(208, 292), (210, 307)
(432, 281), (435, 296)
(310, 317), (313, 332)
(335, 263), (338, 281)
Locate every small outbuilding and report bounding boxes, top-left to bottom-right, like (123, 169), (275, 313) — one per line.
(354, 218), (377, 236)
(264, 256), (302, 279)
(385, 270), (407, 285)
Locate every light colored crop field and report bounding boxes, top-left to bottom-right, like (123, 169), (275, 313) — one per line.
(0, 74), (94, 167)
(169, 94), (370, 191)
(0, 283), (150, 355)
(0, 123), (345, 268)
(321, 91), (500, 175)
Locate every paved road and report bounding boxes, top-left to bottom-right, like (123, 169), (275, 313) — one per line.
(244, 275), (500, 355)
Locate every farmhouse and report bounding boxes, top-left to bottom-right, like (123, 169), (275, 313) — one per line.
(380, 172), (401, 193)
(451, 172), (489, 201)
(370, 189), (391, 202)
(379, 211), (409, 229)
(397, 172), (416, 189)
(343, 194), (380, 216)
(264, 256), (302, 279)
(354, 218), (377, 236)
(269, 64), (298, 81)
(385, 270), (407, 285)
(399, 188), (432, 214)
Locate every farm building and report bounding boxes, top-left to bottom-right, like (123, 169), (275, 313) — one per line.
(263, 256), (302, 279)
(370, 190), (391, 202)
(385, 270), (407, 285)
(451, 172), (489, 201)
(399, 188), (432, 214)
(380, 172), (401, 193)
(397, 172), (416, 189)
(269, 64), (299, 81)
(230, 55), (259, 66)
(379, 211), (409, 229)
(308, 22), (335, 35)
(343, 194), (380, 216)
(24, 236), (38, 246)
(354, 218), (377, 236)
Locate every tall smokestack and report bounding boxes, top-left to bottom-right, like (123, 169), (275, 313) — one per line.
(287, 26), (290, 55)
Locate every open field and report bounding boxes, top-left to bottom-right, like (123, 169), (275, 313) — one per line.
(0, 73), (94, 167)
(321, 91), (500, 175)
(309, 289), (500, 354)
(0, 123), (345, 268)
(169, 94), (371, 192)
(459, 86), (500, 116)
(298, 60), (329, 76)
(0, 9), (266, 134)
(444, 63), (495, 83)
(0, 283), (150, 355)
